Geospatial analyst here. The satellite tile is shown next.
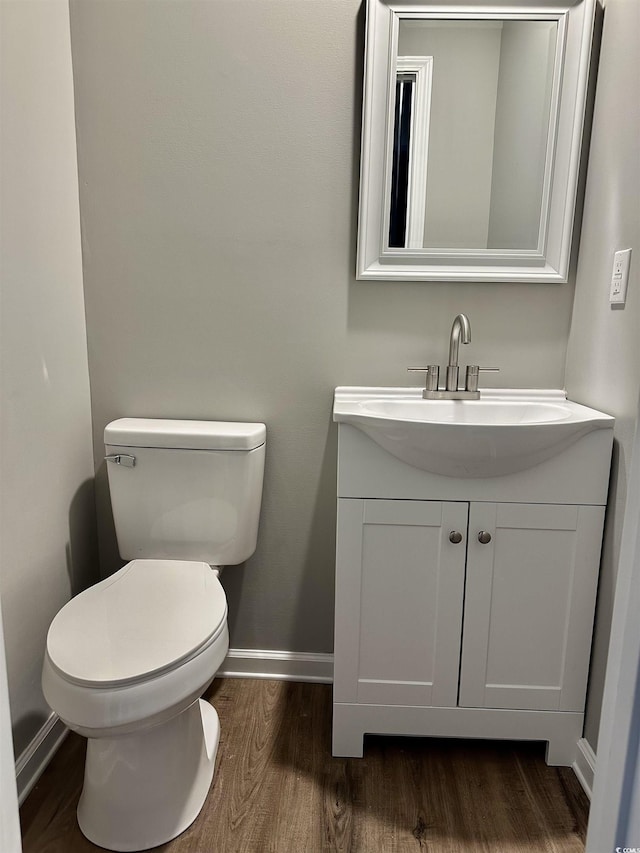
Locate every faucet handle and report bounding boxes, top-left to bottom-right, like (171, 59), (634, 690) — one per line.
(465, 365), (499, 392)
(408, 364), (439, 391)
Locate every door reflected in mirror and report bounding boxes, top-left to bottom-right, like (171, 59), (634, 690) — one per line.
(388, 19), (558, 252)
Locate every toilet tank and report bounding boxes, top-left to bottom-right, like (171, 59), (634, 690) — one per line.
(104, 418), (266, 565)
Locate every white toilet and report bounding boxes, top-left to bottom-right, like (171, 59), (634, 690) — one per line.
(42, 417), (266, 852)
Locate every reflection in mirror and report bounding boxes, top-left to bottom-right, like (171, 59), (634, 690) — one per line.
(389, 73), (413, 247)
(389, 56), (432, 248)
(389, 19), (558, 252)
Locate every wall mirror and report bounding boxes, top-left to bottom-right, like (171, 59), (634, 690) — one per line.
(357, 0), (596, 282)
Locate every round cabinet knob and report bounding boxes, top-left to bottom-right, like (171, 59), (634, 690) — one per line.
(449, 531), (463, 544)
(477, 531), (492, 544)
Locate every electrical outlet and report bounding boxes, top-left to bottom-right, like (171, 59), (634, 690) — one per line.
(610, 249), (632, 305)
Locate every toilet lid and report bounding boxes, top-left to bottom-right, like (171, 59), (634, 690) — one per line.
(46, 560), (227, 687)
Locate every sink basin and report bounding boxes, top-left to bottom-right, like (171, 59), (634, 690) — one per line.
(333, 387), (614, 478)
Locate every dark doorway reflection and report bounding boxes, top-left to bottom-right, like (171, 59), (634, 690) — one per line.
(389, 76), (414, 248)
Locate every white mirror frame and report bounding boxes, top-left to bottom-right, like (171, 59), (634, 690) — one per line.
(357, 0), (596, 282)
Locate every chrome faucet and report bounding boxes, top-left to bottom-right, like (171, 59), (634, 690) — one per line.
(408, 313), (498, 399)
(446, 313), (471, 391)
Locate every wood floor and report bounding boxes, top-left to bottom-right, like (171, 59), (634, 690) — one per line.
(20, 679), (589, 853)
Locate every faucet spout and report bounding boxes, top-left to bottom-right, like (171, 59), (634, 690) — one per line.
(448, 313), (471, 366)
(446, 313), (471, 390)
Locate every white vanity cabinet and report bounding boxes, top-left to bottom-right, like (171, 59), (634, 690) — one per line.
(459, 502), (604, 713)
(335, 499), (468, 710)
(333, 419), (613, 765)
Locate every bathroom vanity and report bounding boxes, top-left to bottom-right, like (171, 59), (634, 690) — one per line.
(332, 388), (614, 765)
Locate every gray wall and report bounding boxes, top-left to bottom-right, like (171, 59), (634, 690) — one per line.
(0, 0), (96, 756)
(70, 0), (575, 657)
(565, 0), (640, 751)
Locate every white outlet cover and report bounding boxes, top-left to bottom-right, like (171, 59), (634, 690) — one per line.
(610, 248), (632, 305)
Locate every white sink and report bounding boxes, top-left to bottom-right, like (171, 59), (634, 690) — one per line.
(333, 387), (614, 478)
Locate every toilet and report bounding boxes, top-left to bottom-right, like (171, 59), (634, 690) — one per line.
(42, 417), (266, 852)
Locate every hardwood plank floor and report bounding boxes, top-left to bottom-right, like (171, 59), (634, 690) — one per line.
(20, 679), (589, 852)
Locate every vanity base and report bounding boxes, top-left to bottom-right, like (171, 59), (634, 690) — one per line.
(333, 702), (583, 767)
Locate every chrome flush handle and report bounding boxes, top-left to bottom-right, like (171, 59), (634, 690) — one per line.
(104, 454), (136, 468)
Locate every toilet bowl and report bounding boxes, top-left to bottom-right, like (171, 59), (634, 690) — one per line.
(43, 560), (229, 851)
(43, 560), (228, 736)
(42, 419), (266, 851)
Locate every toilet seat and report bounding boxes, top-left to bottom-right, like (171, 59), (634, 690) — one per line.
(46, 559), (227, 688)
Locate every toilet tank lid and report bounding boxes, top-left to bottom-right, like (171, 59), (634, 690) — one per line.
(104, 418), (266, 451)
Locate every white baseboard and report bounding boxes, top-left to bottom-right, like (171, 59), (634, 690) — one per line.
(218, 648), (334, 683)
(15, 712), (68, 805)
(573, 737), (596, 799)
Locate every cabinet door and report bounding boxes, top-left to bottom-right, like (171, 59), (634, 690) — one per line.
(459, 502), (604, 712)
(333, 499), (467, 707)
